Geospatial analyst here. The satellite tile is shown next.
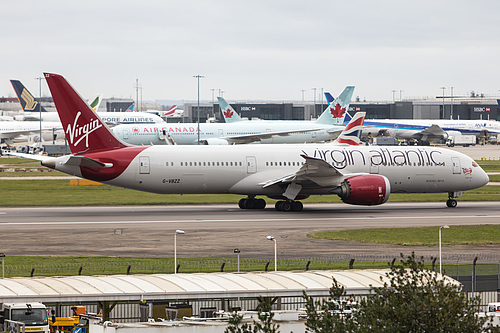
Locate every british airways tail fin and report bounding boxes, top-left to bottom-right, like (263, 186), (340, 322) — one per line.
(333, 112), (365, 145)
(44, 73), (127, 154)
(316, 86), (354, 125)
(217, 97), (243, 123)
(162, 105), (177, 117)
(10, 80), (48, 113)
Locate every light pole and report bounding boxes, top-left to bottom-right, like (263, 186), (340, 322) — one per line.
(234, 249), (240, 272)
(193, 75), (205, 144)
(211, 88), (215, 118)
(267, 236), (277, 271)
(174, 230), (185, 274)
(439, 225), (450, 275)
(440, 87), (446, 118)
(312, 88), (317, 118)
(450, 86), (454, 119)
(0, 253), (4, 278)
(35, 77), (44, 145)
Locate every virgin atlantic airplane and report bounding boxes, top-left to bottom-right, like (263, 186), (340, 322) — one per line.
(10, 73), (489, 212)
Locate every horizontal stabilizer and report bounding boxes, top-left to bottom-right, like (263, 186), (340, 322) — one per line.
(64, 156), (113, 169)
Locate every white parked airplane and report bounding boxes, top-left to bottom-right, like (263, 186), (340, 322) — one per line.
(325, 92), (500, 143)
(9, 79), (164, 124)
(342, 110), (500, 144)
(110, 87), (355, 145)
(10, 73), (489, 211)
(0, 120), (63, 145)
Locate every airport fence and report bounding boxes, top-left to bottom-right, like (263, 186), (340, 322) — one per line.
(2, 257), (500, 282)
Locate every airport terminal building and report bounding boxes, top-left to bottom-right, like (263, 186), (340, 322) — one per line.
(183, 96), (500, 123)
(2, 95), (499, 123)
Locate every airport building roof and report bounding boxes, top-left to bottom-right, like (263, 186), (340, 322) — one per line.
(0, 269), (408, 303)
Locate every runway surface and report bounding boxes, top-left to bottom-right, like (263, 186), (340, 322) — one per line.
(1, 202), (499, 262)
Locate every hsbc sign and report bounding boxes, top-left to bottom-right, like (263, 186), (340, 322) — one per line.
(473, 107), (491, 113)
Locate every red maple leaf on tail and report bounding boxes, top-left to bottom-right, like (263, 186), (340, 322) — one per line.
(223, 108), (233, 118)
(330, 103), (346, 118)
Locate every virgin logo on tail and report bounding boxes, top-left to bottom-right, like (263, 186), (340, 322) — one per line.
(66, 111), (103, 148)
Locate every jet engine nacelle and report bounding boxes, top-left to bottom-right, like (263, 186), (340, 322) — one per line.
(201, 138), (230, 145)
(333, 174), (390, 206)
(443, 130), (461, 140)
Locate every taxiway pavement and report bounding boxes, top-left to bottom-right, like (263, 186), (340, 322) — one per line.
(1, 202), (499, 263)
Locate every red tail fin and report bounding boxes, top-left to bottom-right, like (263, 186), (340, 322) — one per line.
(44, 73), (127, 154)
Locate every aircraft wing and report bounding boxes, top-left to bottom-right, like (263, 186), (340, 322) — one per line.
(222, 128), (325, 144)
(261, 154), (345, 188)
(0, 128), (58, 140)
(416, 124), (447, 137)
(64, 156), (113, 168)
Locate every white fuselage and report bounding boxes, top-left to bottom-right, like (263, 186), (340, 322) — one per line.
(111, 121), (342, 145)
(53, 144), (488, 197)
(362, 118), (500, 139)
(17, 111), (165, 124)
(0, 120), (63, 143)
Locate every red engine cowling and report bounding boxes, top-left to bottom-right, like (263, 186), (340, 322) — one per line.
(333, 174), (390, 205)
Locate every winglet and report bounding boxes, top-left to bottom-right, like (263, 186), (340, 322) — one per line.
(217, 97), (243, 123)
(10, 80), (48, 113)
(43, 73), (128, 154)
(316, 86), (355, 125)
(333, 112), (366, 145)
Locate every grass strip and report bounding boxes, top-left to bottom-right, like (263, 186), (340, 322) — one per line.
(308, 225), (500, 246)
(1, 179), (500, 206)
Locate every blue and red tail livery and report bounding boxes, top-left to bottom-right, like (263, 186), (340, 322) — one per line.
(334, 112), (365, 145)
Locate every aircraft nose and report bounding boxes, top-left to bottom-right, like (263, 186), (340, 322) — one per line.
(475, 164), (489, 188)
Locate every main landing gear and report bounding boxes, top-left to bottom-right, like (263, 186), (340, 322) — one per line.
(238, 197), (266, 209)
(446, 192), (458, 208)
(275, 200), (303, 212)
(237, 197), (304, 212)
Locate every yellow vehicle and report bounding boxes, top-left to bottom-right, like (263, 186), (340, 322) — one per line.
(49, 306), (86, 333)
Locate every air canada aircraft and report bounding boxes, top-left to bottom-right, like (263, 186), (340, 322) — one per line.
(10, 73), (489, 211)
(110, 87), (355, 145)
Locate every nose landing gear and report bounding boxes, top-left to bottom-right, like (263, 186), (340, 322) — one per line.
(446, 192), (458, 208)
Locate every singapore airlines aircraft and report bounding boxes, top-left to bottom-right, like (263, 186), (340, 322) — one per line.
(110, 87), (355, 145)
(10, 73), (489, 212)
(9, 80), (164, 124)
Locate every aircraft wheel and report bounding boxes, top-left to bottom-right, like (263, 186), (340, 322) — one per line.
(255, 198), (266, 209)
(238, 198), (246, 209)
(282, 201), (293, 212)
(292, 201), (303, 212)
(245, 199), (255, 209)
(446, 199), (457, 208)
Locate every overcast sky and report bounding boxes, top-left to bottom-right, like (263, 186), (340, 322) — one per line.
(2, 0), (500, 103)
